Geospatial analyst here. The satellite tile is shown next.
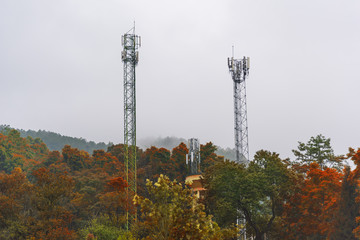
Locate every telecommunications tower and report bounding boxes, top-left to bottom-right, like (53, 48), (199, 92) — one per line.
(186, 138), (201, 175)
(185, 138), (205, 198)
(121, 25), (141, 228)
(227, 55), (250, 164)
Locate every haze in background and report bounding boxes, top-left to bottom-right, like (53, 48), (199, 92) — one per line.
(1, 0), (359, 159)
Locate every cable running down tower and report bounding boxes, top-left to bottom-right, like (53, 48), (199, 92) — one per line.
(121, 25), (141, 228)
(228, 55), (250, 164)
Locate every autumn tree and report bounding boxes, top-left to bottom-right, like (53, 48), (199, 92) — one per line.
(43, 150), (62, 167)
(200, 142), (224, 171)
(138, 146), (172, 181)
(97, 177), (128, 226)
(204, 150), (296, 240)
(0, 167), (32, 239)
(71, 150), (124, 229)
(133, 175), (237, 240)
(79, 177), (128, 240)
(30, 167), (77, 239)
(62, 145), (90, 171)
(107, 143), (125, 159)
(170, 142), (188, 182)
(92, 150), (123, 175)
(281, 163), (342, 239)
(108, 144), (143, 168)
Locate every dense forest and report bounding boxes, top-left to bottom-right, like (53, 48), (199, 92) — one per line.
(0, 128), (359, 239)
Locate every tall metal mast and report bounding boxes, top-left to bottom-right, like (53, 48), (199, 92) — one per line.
(121, 25), (141, 228)
(227, 55), (250, 164)
(186, 138), (201, 175)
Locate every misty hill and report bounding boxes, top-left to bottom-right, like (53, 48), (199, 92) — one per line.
(138, 136), (236, 161)
(0, 125), (236, 160)
(215, 147), (236, 161)
(0, 125), (110, 153)
(137, 136), (187, 150)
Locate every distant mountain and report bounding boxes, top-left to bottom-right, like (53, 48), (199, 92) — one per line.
(0, 125), (111, 153)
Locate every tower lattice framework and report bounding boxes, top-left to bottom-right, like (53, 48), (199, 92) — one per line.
(186, 138), (201, 175)
(228, 56), (250, 164)
(121, 26), (140, 228)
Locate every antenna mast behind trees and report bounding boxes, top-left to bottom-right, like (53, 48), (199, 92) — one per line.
(228, 54), (250, 164)
(121, 25), (141, 228)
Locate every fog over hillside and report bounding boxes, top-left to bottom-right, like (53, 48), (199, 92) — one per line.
(137, 136), (187, 150)
(138, 136), (236, 161)
(1, 124), (236, 160)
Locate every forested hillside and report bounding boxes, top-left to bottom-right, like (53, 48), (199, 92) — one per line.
(0, 129), (234, 239)
(1, 128), (360, 239)
(0, 125), (110, 153)
(0, 125), (236, 160)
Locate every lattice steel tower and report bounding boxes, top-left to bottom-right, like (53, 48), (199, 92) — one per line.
(227, 55), (250, 164)
(186, 138), (201, 175)
(121, 26), (141, 228)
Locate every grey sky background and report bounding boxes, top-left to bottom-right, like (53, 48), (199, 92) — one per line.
(1, 0), (359, 159)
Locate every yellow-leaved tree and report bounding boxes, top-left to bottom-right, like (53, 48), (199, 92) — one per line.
(133, 175), (237, 240)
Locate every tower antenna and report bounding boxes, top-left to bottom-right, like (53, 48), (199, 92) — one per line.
(121, 24), (141, 229)
(227, 51), (250, 164)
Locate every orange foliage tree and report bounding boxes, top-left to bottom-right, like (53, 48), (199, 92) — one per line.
(29, 167), (77, 240)
(62, 145), (90, 171)
(0, 167), (32, 238)
(169, 142), (188, 182)
(138, 146), (172, 181)
(97, 177), (128, 226)
(281, 163), (342, 239)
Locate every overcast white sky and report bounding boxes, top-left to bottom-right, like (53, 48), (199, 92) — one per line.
(1, 0), (360, 159)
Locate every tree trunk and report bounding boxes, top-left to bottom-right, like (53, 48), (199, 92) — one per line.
(254, 230), (264, 240)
